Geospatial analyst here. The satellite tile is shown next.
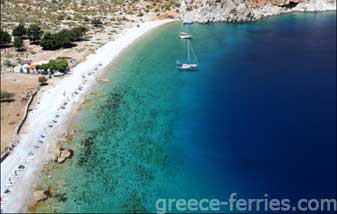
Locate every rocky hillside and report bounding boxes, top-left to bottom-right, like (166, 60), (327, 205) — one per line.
(0, 0), (180, 31)
(179, 0), (336, 23)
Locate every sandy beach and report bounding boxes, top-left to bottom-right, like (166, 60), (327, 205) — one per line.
(0, 19), (174, 213)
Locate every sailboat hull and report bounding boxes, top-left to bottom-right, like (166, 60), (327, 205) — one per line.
(179, 35), (192, 39)
(176, 63), (198, 71)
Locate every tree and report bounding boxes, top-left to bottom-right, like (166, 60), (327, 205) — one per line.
(38, 76), (48, 86)
(54, 59), (69, 73)
(12, 23), (26, 38)
(41, 30), (74, 50)
(13, 36), (24, 51)
(36, 59), (69, 73)
(40, 27), (87, 50)
(40, 32), (56, 50)
(36, 63), (49, 70)
(27, 24), (43, 44)
(48, 59), (68, 73)
(70, 26), (87, 41)
(0, 29), (11, 48)
(55, 30), (73, 48)
(91, 19), (103, 27)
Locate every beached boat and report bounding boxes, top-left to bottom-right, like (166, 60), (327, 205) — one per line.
(177, 40), (198, 71)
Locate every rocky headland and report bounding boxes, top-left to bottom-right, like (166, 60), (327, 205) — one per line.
(179, 0), (336, 23)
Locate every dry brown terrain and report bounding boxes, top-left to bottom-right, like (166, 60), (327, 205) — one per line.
(0, 21), (130, 154)
(1, 73), (39, 153)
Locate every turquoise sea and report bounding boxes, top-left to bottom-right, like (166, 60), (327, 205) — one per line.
(39, 12), (336, 213)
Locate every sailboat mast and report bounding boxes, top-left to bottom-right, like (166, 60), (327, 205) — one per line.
(187, 40), (190, 62)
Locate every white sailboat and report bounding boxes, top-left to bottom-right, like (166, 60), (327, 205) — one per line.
(179, 32), (192, 39)
(176, 40), (198, 71)
(179, 24), (192, 39)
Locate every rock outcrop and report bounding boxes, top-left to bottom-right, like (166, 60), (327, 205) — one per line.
(32, 185), (52, 203)
(56, 148), (73, 164)
(179, 0), (336, 23)
(32, 190), (49, 202)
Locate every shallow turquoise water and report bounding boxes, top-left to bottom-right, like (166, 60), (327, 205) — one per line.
(60, 23), (189, 212)
(44, 12), (336, 213)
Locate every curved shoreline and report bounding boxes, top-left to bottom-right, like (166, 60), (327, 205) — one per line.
(0, 19), (174, 213)
(1, 10), (335, 213)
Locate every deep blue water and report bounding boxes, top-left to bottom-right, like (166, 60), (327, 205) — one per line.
(40, 12), (336, 213)
(173, 12), (336, 200)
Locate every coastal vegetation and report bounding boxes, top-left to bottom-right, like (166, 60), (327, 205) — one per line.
(1, 0), (180, 31)
(36, 58), (69, 73)
(49, 58), (69, 73)
(91, 18), (103, 28)
(0, 29), (11, 48)
(40, 27), (87, 50)
(0, 0), (181, 69)
(38, 76), (48, 86)
(2, 23), (86, 51)
(0, 91), (15, 102)
(12, 23), (26, 38)
(27, 24), (44, 44)
(13, 36), (24, 51)
(1, 23), (44, 49)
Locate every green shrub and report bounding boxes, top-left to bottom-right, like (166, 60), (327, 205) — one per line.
(56, 29), (74, 48)
(0, 29), (11, 47)
(13, 36), (24, 50)
(38, 76), (48, 85)
(36, 63), (49, 71)
(40, 32), (55, 50)
(40, 26), (87, 50)
(84, 16), (90, 22)
(0, 91), (14, 100)
(37, 59), (69, 73)
(48, 59), (69, 73)
(12, 23), (26, 38)
(27, 24), (44, 44)
(91, 18), (103, 27)
(70, 26), (87, 41)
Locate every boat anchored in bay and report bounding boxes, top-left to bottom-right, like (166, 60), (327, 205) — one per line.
(177, 40), (198, 71)
(179, 23), (192, 39)
(179, 32), (192, 39)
